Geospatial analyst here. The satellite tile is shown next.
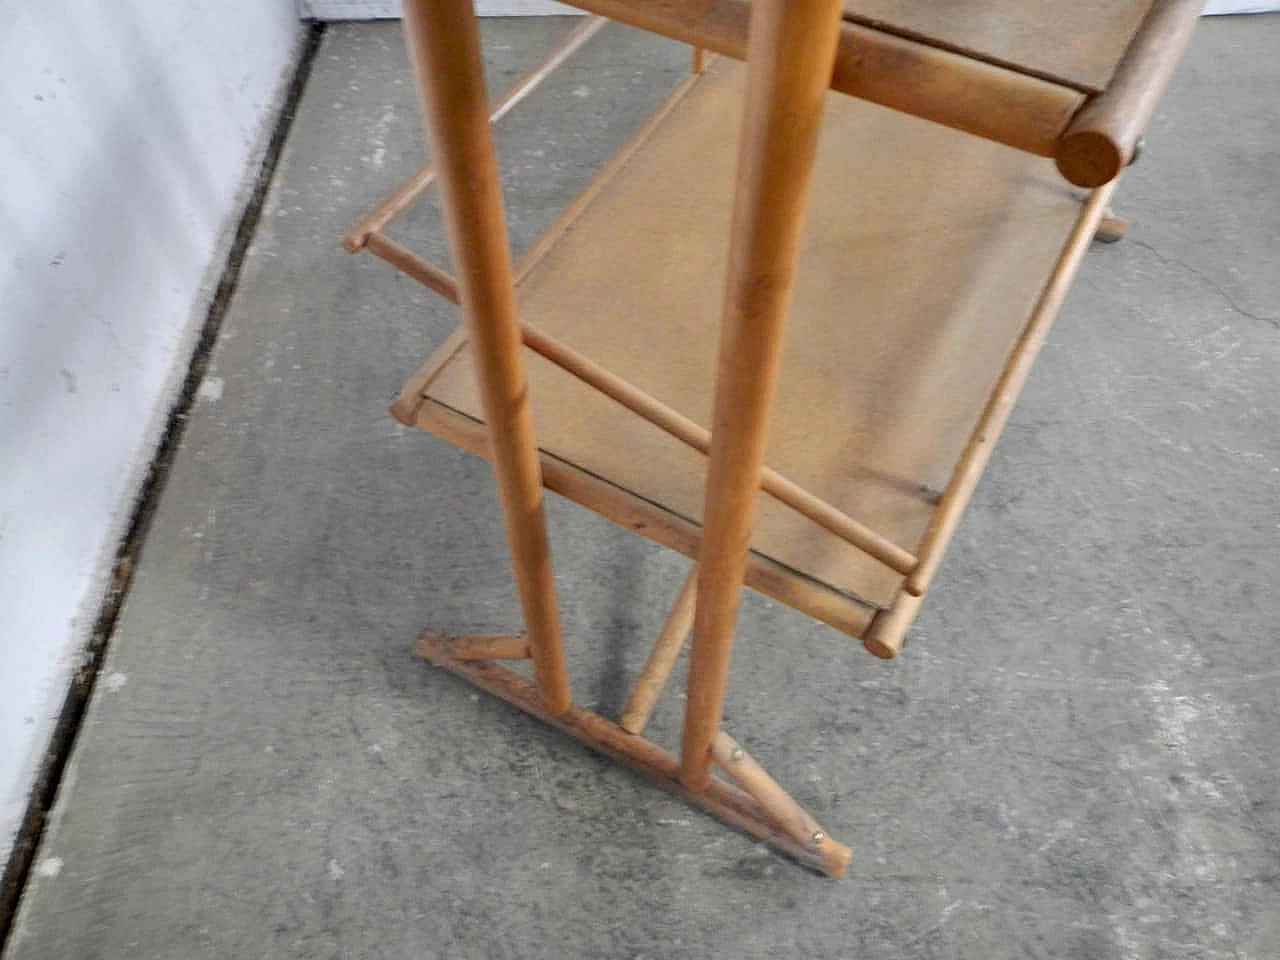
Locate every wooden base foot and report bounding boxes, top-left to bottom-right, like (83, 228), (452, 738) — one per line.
(414, 639), (852, 878)
(1095, 208), (1130, 243)
(416, 631), (532, 661)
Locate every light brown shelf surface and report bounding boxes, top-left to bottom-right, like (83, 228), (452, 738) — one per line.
(842, 0), (1155, 93)
(400, 59), (1092, 630)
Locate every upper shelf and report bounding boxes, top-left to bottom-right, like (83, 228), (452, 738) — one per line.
(842, 0), (1155, 94)
(563, 0), (1203, 187)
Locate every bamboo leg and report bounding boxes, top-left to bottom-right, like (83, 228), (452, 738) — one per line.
(619, 568), (699, 735)
(680, 0), (847, 789)
(417, 631), (532, 661)
(403, 0), (570, 714)
(691, 46), (708, 74)
(414, 647), (850, 877)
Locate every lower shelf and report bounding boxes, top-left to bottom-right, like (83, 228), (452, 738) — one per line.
(393, 57), (1104, 644)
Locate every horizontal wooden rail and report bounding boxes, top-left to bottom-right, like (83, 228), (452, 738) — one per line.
(416, 631), (532, 660)
(563, 0), (1082, 158)
(396, 394), (877, 639)
(364, 232), (460, 301)
(519, 325), (918, 577)
(864, 181), (1117, 658)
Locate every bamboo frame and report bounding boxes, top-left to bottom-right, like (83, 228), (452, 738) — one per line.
(345, 14), (609, 252)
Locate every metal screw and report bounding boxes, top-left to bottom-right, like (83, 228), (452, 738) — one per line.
(811, 831), (825, 845)
(729, 747), (744, 762)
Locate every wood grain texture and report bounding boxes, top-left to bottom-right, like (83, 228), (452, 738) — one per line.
(842, 0), (1154, 92)
(619, 567), (699, 735)
(402, 0), (571, 713)
(416, 631), (533, 660)
(679, 0), (847, 788)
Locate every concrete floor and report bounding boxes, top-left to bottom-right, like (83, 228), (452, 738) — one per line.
(5, 16), (1279, 960)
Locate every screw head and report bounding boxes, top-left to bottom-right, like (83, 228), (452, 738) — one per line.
(729, 747), (744, 762)
(811, 831), (825, 845)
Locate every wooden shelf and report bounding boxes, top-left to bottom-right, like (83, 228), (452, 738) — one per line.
(393, 58), (1104, 640)
(841, 0), (1155, 93)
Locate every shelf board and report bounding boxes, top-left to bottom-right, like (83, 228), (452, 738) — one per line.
(842, 0), (1155, 93)
(398, 59), (1094, 636)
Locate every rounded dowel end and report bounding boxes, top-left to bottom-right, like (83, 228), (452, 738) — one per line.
(1055, 129), (1126, 189)
(861, 592), (923, 660)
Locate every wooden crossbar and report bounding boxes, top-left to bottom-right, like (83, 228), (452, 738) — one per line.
(358, 228), (917, 578)
(345, 15), (609, 252)
(619, 568), (699, 735)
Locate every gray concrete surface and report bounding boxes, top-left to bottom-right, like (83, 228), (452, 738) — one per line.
(5, 16), (1278, 960)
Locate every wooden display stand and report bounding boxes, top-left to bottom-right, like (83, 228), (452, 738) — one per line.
(345, 0), (1201, 876)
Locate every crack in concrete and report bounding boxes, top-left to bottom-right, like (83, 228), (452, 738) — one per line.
(1129, 238), (1280, 330)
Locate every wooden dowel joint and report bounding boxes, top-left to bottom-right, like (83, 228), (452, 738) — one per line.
(712, 732), (848, 862)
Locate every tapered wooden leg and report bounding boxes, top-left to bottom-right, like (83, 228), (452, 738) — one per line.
(680, 0), (847, 788)
(402, 0), (570, 714)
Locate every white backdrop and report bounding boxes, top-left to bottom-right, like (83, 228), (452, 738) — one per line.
(0, 0), (300, 864)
